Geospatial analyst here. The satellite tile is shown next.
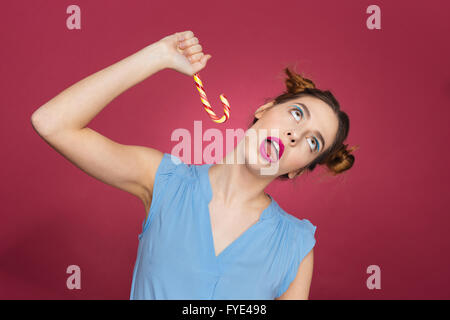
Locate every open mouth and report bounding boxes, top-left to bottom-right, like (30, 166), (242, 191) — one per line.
(259, 136), (285, 163)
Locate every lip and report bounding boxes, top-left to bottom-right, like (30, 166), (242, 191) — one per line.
(259, 136), (285, 162)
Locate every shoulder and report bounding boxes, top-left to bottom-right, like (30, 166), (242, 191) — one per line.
(277, 208), (317, 243)
(157, 153), (199, 180)
(276, 209), (317, 261)
(145, 153), (199, 209)
(292, 217), (317, 257)
(294, 218), (317, 240)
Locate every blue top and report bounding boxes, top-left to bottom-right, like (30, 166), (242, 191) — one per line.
(129, 153), (317, 300)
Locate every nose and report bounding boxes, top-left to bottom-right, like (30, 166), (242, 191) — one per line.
(285, 130), (300, 146)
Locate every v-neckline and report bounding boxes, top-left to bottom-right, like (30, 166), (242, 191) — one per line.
(200, 163), (275, 259)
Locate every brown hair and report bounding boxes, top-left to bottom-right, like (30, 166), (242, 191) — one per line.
(249, 67), (358, 179)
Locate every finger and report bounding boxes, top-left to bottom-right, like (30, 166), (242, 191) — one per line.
(188, 52), (204, 63)
(196, 54), (211, 66)
(201, 54), (212, 65)
(184, 44), (203, 56)
(177, 30), (194, 42)
(178, 37), (199, 49)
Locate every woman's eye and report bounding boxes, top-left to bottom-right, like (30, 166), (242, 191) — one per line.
(307, 137), (320, 152)
(290, 107), (303, 121)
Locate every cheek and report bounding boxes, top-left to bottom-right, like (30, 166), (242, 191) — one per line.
(283, 147), (310, 170)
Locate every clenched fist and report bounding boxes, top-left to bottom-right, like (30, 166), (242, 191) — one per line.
(157, 30), (212, 77)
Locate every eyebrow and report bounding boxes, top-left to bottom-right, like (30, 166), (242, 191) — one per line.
(292, 103), (326, 151)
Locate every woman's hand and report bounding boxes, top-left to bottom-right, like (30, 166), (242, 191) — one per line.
(156, 30), (212, 77)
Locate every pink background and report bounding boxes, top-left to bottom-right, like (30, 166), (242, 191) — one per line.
(1, 0), (449, 299)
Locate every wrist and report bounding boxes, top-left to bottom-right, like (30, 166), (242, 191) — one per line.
(142, 41), (171, 71)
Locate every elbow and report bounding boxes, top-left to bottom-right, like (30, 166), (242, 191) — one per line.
(30, 107), (57, 138)
(30, 110), (40, 129)
(31, 110), (46, 136)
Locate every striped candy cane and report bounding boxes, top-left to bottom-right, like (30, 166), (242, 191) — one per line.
(193, 73), (230, 123)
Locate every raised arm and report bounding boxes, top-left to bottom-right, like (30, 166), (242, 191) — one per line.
(30, 40), (169, 215)
(31, 31), (211, 219)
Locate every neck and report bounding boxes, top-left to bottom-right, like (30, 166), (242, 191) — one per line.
(209, 136), (274, 209)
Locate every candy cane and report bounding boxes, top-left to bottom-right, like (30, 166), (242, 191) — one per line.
(193, 73), (230, 123)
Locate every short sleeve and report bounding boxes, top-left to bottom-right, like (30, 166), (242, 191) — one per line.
(139, 153), (189, 238)
(276, 219), (317, 298)
(297, 219), (317, 262)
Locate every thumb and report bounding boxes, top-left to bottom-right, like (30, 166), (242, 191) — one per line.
(199, 54), (212, 67)
(191, 55), (212, 75)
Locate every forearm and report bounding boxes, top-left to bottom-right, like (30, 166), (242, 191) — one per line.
(31, 42), (168, 135)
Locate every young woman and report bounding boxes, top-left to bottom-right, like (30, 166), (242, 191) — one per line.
(31, 30), (356, 300)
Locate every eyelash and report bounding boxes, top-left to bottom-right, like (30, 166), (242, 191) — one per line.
(289, 106), (320, 152)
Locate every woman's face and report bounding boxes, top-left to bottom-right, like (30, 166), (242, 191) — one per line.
(244, 95), (339, 178)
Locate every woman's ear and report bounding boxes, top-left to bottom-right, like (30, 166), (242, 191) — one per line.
(254, 101), (275, 119)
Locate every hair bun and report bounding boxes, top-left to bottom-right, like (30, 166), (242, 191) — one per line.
(325, 143), (359, 175)
(284, 67), (316, 94)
